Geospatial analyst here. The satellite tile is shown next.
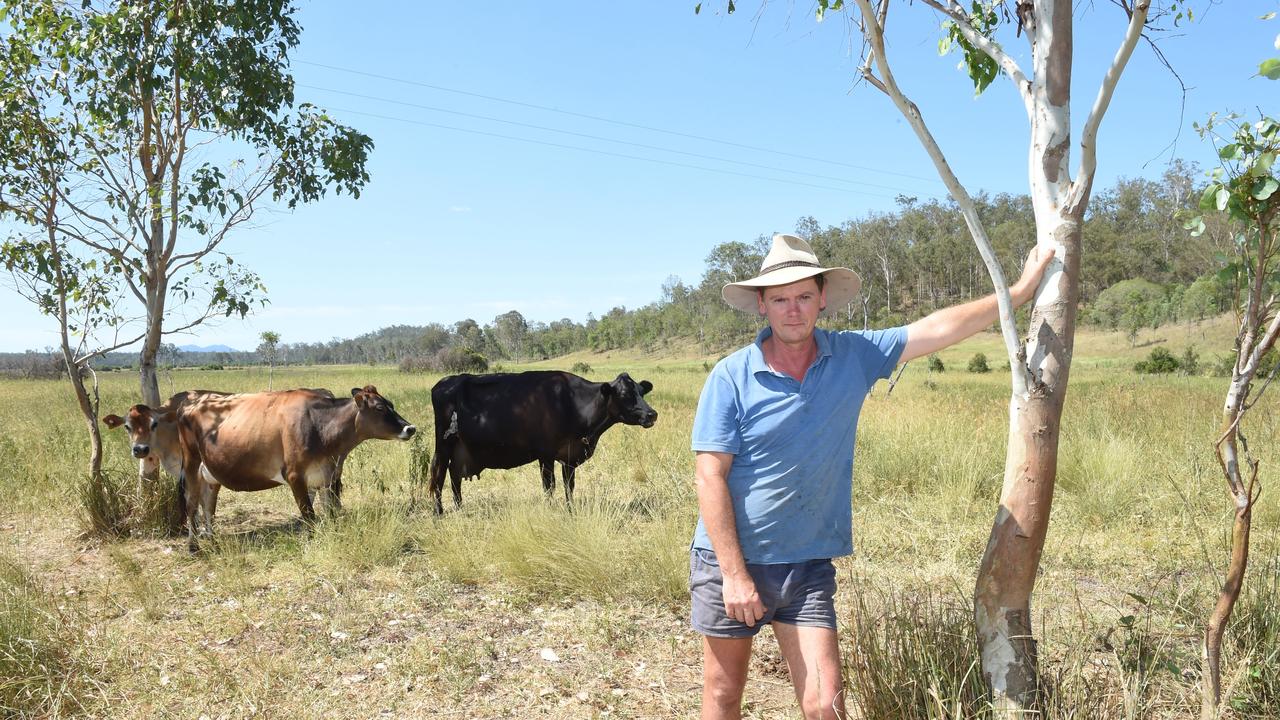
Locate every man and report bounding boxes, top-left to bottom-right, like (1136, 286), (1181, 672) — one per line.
(690, 233), (1054, 719)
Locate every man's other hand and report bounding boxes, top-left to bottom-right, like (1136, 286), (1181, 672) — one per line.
(1012, 245), (1057, 306)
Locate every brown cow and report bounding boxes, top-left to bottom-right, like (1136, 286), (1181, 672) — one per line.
(103, 389), (337, 532)
(175, 385), (415, 550)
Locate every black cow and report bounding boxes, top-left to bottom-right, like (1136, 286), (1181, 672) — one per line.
(428, 371), (657, 513)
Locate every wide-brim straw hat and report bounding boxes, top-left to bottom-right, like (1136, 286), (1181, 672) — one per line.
(722, 234), (861, 318)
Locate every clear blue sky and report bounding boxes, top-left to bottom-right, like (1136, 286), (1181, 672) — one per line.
(2, 1), (1276, 353)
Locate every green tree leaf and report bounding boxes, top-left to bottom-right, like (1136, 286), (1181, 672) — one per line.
(1200, 183), (1224, 211)
(1251, 176), (1279, 200)
(1261, 57), (1280, 79)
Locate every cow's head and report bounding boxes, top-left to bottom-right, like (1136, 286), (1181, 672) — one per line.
(604, 373), (657, 428)
(351, 385), (417, 440)
(102, 404), (176, 459)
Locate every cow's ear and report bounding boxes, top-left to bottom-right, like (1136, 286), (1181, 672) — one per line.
(102, 414), (125, 429)
(639, 380), (653, 396)
(600, 381), (615, 397)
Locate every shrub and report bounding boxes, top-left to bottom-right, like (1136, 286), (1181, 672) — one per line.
(571, 361), (592, 375)
(967, 353), (990, 374)
(1134, 347), (1179, 374)
(1088, 278), (1170, 330)
(1180, 345), (1200, 376)
(1260, 348), (1278, 378)
(399, 347), (489, 374)
(927, 354), (945, 373)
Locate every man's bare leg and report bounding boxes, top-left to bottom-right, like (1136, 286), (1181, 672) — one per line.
(773, 623), (846, 719)
(702, 635), (754, 720)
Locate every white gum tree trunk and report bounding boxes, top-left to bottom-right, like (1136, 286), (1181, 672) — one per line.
(852, 0), (1150, 712)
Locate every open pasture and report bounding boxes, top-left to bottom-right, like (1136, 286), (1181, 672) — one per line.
(2, 324), (1279, 718)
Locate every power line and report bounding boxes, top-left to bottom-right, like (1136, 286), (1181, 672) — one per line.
(299, 83), (933, 196)
(322, 105), (903, 198)
(296, 59), (947, 186)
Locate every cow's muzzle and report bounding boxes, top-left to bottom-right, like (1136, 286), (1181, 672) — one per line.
(132, 444), (151, 458)
(641, 412), (658, 429)
(398, 425), (417, 440)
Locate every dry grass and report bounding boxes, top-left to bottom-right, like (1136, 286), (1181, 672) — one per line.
(0, 321), (1278, 718)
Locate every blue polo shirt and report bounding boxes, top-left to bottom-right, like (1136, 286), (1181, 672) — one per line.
(691, 325), (907, 564)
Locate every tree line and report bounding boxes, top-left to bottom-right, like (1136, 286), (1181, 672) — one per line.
(0, 159), (1238, 375)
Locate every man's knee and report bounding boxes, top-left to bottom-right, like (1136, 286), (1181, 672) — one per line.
(797, 679), (845, 719)
(798, 692), (842, 719)
(704, 666), (746, 704)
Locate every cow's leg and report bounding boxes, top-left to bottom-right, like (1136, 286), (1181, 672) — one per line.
(331, 454), (348, 513)
(179, 461), (203, 553)
(448, 465), (464, 510)
(198, 480), (220, 538)
(539, 460), (556, 500)
(288, 472), (317, 525)
(428, 445), (449, 515)
(315, 459), (342, 519)
(562, 463), (577, 508)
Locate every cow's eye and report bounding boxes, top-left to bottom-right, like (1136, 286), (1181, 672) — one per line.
(150, 419), (158, 430)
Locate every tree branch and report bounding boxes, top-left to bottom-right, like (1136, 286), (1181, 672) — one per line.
(918, 0), (1032, 115)
(1070, 0), (1151, 210)
(853, 0), (1030, 397)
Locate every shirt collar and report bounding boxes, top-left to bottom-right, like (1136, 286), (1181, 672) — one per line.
(748, 326), (831, 375)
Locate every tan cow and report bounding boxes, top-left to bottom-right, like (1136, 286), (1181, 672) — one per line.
(175, 385), (415, 550)
(103, 389), (341, 532)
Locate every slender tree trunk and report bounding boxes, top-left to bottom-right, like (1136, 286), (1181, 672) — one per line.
(1202, 303), (1275, 717)
(46, 219), (104, 484)
(1201, 472), (1252, 719)
(139, 261), (165, 408)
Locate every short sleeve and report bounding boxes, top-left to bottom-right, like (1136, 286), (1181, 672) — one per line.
(691, 368), (741, 454)
(848, 326), (908, 387)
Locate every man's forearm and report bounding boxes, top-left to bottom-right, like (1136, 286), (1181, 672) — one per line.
(902, 277), (1039, 362)
(696, 472), (749, 576)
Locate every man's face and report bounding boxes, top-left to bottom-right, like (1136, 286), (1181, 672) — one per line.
(757, 277), (825, 346)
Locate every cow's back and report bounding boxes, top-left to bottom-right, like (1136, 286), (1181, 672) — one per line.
(182, 390), (326, 490)
(433, 371), (587, 470)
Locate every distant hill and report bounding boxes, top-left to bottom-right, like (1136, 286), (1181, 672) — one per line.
(179, 344), (239, 353)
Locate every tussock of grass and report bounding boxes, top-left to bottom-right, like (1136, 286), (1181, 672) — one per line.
(486, 498), (686, 605)
(77, 470), (133, 539)
(845, 584), (988, 720)
(0, 554), (89, 718)
(303, 504), (420, 573)
(78, 468), (184, 540)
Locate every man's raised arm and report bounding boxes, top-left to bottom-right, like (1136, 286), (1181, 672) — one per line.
(901, 246), (1055, 364)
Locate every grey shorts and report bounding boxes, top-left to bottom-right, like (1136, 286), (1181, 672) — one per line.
(688, 547), (838, 638)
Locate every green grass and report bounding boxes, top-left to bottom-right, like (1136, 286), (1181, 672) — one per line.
(0, 321), (1278, 717)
